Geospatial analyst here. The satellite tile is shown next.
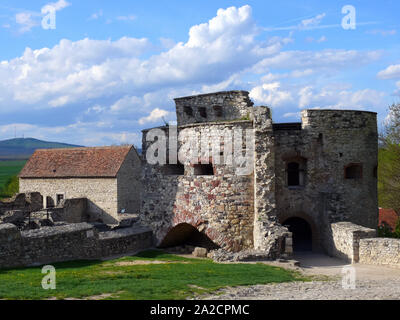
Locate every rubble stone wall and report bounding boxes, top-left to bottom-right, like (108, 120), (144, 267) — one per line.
(141, 121), (255, 252)
(329, 222), (376, 262)
(0, 222), (153, 269)
(274, 110), (378, 253)
(19, 178), (119, 224)
(359, 238), (400, 267)
(117, 147), (142, 214)
(175, 91), (254, 126)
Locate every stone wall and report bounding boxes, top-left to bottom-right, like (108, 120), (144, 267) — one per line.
(301, 110), (378, 230)
(51, 198), (88, 223)
(117, 147), (142, 214)
(0, 192), (43, 215)
(274, 110), (378, 253)
(19, 178), (119, 224)
(99, 225), (153, 257)
(0, 222), (153, 269)
(175, 91), (254, 126)
(359, 238), (400, 268)
(141, 120), (255, 252)
(329, 222), (376, 262)
(252, 106), (291, 257)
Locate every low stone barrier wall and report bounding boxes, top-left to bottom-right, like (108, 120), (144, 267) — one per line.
(329, 222), (376, 262)
(0, 222), (153, 269)
(359, 238), (400, 268)
(99, 225), (153, 257)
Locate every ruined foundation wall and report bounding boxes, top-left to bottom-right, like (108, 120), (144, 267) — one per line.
(19, 178), (119, 224)
(0, 222), (153, 269)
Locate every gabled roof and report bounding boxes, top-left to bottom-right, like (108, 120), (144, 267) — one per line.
(19, 145), (133, 178)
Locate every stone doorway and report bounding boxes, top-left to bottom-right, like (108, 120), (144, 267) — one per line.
(283, 217), (312, 251)
(159, 223), (219, 250)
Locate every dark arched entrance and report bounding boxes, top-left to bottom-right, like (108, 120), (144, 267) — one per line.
(159, 223), (219, 250)
(283, 217), (312, 251)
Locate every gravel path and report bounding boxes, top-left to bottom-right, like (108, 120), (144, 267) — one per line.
(201, 253), (400, 300)
(203, 279), (400, 300)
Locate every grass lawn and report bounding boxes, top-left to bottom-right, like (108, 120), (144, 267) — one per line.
(0, 160), (26, 198)
(0, 250), (307, 300)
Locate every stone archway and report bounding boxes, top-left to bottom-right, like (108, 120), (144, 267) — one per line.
(282, 217), (312, 251)
(158, 223), (219, 250)
(279, 212), (320, 252)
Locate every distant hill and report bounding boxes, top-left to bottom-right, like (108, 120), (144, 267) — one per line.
(0, 138), (82, 160)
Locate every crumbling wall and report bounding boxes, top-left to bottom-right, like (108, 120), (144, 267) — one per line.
(328, 222), (376, 262)
(141, 121), (255, 252)
(0, 222), (153, 269)
(19, 178), (118, 224)
(359, 238), (400, 268)
(175, 91), (254, 126)
(273, 110), (378, 253)
(51, 198), (88, 223)
(117, 147), (142, 213)
(0, 192), (43, 215)
(252, 106), (291, 258)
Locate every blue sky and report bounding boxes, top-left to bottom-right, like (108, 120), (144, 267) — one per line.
(0, 0), (399, 146)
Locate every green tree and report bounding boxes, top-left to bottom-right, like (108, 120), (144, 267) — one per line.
(380, 103), (400, 145)
(378, 103), (400, 214)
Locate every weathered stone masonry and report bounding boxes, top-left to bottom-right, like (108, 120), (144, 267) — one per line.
(0, 222), (152, 269)
(141, 91), (379, 257)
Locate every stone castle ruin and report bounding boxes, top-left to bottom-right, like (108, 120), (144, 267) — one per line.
(141, 90), (378, 258)
(0, 90), (399, 269)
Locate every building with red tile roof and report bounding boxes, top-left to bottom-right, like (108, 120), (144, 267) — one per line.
(19, 145), (141, 223)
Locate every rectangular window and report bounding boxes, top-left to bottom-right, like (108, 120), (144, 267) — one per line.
(56, 194), (64, 205)
(193, 164), (214, 176)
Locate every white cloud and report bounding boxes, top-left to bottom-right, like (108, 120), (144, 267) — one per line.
(15, 12), (38, 33)
(305, 35), (327, 43)
(249, 82), (293, 107)
(377, 64), (400, 79)
(300, 13), (326, 29)
(138, 108), (173, 125)
(89, 10), (103, 20)
(42, 0), (70, 12)
(297, 85), (385, 110)
(254, 49), (382, 73)
(394, 81), (400, 96)
(0, 5), (388, 146)
(110, 96), (143, 114)
(15, 1), (70, 33)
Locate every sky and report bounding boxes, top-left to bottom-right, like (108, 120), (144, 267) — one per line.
(0, 0), (399, 146)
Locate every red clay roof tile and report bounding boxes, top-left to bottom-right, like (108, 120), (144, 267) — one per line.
(19, 145), (133, 178)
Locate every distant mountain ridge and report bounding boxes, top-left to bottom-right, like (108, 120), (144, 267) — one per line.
(0, 138), (83, 160)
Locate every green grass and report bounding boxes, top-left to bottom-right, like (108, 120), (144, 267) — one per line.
(0, 160), (25, 199)
(0, 250), (307, 300)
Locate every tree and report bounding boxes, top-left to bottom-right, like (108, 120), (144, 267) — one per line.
(380, 103), (400, 145)
(379, 103), (400, 214)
